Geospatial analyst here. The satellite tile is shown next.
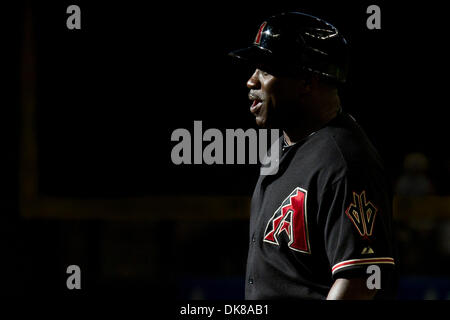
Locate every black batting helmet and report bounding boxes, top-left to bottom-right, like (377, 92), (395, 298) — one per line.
(229, 12), (349, 84)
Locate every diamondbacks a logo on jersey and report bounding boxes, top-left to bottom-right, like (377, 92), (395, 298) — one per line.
(345, 191), (378, 238)
(254, 21), (267, 45)
(263, 187), (311, 254)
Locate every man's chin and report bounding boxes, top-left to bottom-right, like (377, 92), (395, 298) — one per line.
(255, 117), (265, 128)
(255, 117), (267, 128)
(256, 116), (277, 129)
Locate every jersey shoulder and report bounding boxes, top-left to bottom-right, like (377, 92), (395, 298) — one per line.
(305, 112), (385, 183)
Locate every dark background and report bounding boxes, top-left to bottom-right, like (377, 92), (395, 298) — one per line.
(2, 0), (450, 299)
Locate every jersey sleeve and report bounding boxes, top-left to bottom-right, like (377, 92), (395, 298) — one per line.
(319, 167), (396, 281)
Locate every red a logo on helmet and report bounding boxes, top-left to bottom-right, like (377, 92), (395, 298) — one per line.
(254, 21), (267, 45)
(263, 187), (311, 254)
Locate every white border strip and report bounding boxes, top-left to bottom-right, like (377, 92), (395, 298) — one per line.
(332, 257), (395, 275)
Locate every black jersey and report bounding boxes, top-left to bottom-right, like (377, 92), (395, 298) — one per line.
(245, 111), (396, 299)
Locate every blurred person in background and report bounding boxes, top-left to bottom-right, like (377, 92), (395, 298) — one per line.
(395, 152), (435, 196)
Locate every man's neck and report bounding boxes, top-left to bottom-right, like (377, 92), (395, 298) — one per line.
(282, 105), (341, 146)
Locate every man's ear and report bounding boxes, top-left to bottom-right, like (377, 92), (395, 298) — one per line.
(299, 73), (323, 94)
(297, 75), (313, 94)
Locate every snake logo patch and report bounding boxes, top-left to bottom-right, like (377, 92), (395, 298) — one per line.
(345, 191), (378, 238)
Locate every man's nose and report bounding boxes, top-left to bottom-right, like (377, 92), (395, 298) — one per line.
(247, 69), (261, 89)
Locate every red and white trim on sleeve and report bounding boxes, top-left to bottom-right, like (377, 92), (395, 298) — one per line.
(331, 257), (395, 275)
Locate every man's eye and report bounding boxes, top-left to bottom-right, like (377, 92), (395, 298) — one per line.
(256, 68), (270, 77)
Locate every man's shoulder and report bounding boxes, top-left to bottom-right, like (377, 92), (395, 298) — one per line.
(302, 112), (384, 176)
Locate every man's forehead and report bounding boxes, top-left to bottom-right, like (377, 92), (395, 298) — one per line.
(254, 65), (307, 81)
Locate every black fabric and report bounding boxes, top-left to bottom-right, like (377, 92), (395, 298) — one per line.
(245, 112), (396, 300)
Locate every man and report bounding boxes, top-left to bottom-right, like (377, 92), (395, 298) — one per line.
(229, 12), (396, 299)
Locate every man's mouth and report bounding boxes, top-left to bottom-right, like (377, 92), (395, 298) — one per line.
(250, 98), (263, 114)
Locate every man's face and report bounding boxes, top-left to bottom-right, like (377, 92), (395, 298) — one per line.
(247, 68), (304, 128)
